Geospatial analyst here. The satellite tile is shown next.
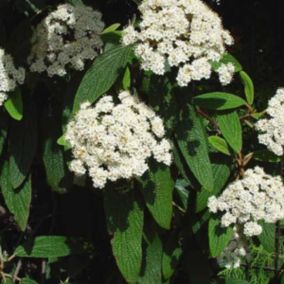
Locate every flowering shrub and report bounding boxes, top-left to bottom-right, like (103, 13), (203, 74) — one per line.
(0, 0), (284, 283)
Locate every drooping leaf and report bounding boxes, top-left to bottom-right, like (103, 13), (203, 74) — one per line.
(196, 161), (231, 213)
(104, 187), (144, 283)
(140, 163), (174, 229)
(257, 222), (275, 252)
(240, 71), (254, 105)
(208, 136), (230, 156)
(9, 107), (37, 188)
(208, 216), (234, 257)
(216, 110), (242, 153)
(0, 162), (31, 231)
(176, 104), (214, 191)
(193, 92), (247, 110)
(4, 88), (23, 121)
(138, 228), (163, 284)
(73, 45), (133, 113)
(15, 236), (73, 258)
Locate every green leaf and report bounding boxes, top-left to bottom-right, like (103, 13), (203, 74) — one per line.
(174, 179), (190, 211)
(193, 92), (247, 110)
(208, 136), (230, 156)
(196, 162), (231, 213)
(216, 110), (242, 153)
(4, 88), (23, 121)
(176, 105), (214, 191)
(0, 162), (31, 231)
(257, 222), (275, 252)
(211, 53), (243, 73)
(253, 149), (281, 163)
(15, 236), (72, 258)
(56, 135), (71, 151)
(162, 235), (182, 280)
(22, 277), (38, 284)
(102, 23), (121, 34)
(73, 45), (133, 113)
(140, 164), (174, 229)
(9, 108), (37, 188)
(240, 71), (254, 105)
(122, 66), (131, 90)
(0, 128), (7, 157)
(104, 188), (144, 283)
(67, 0), (84, 6)
(226, 280), (250, 284)
(208, 216), (234, 257)
(138, 228), (163, 284)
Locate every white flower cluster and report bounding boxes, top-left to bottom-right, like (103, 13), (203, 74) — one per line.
(0, 48), (25, 106)
(122, 0), (234, 87)
(28, 4), (105, 77)
(217, 229), (247, 269)
(255, 88), (284, 156)
(65, 91), (172, 189)
(208, 167), (284, 237)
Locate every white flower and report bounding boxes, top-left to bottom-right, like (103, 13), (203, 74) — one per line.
(217, 229), (247, 269)
(0, 48), (25, 106)
(122, 0), (234, 87)
(208, 166), (284, 237)
(255, 88), (284, 156)
(216, 62), (235, 86)
(28, 4), (105, 77)
(65, 91), (172, 189)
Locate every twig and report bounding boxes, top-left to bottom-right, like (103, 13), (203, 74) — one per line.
(13, 260), (22, 282)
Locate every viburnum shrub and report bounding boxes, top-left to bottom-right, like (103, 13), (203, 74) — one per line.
(0, 0), (283, 283)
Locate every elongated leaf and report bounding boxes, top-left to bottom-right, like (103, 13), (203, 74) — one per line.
(123, 66), (131, 90)
(193, 92), (247, 110)
(22, 277), (38, 284)
(102, 23), (121, 34)
(240, 71), (254, 105)
(217, 110), (242, 153)
(253, 149), (281, 163)
(15, 236), (72, 258)
(9, 108), (37, 188)
(176, 105), (214, 191)
(0, 161), (31, 231)
(4, 88), (23, 121)
(73, 45), (133, 113)
(0, 128), (7, 157)
(138, 229), (163, 284)
(258, 222), (275, 252)
(208, 216), (234, 257)
(140, 164), (174, 229)
(208, 136), (230, 156)
(196, 162), (231, 212)
(104, 188), (144, 283)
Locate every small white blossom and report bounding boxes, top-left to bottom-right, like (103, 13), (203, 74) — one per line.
(255, 88), (284, 156)
(65, 91), (172, 189)
(28, 4), (105, 77)
(208, 167), (284, 237)
(217, 229), (247, 269)
(216, 62), (235, 86)
(122, 0), (234, 87)
(0, 48), (25, 106)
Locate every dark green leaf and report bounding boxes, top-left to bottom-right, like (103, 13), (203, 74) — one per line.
(196, 162), (231, 213)
(22, 277), (38, 284)
(15, 236), (72, 258)
(208, 136), (230, 156)
(174, 179), (190, 211)
(104, 188), (144, 283)
(240, 71), (254, 105)
(9, 108), (37, 188)
(140, 164), (174, 229)
(217, 110), (242, 153)
(4, 88), (23, 121)
(193, 92), (247, 110)
(208, 216), (234, 257)
(176, 105), (214, 191)
(0, 162), (31, 231)
(73, 45), (133, 113)
(257, 222), (275, 252)
(138, 229), (163, 284)
(226, 280), (249, 284)
(253, 150), (281, 163)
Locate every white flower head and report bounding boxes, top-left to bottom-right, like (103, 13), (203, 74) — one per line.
(122, 0), (234, 87)
(208, 166), (284, 237)
(28, 4), (105, 77)
(255, 88), (284, 156)
(0, 48), (25, 106)
(65, 91), (172, 189)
